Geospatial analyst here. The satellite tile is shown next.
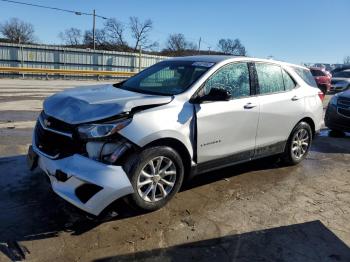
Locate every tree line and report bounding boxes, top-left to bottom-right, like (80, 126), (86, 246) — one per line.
(2, 17), (350, 63)
(0, 17), (249, 57)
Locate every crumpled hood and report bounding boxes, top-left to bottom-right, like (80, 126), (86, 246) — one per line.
(43, 84), (173, 124)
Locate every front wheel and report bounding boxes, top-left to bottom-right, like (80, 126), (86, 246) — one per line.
(124, 146), (184, 211)
(281, 122), (312, 165)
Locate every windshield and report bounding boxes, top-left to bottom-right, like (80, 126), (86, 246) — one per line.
(333, 71), (350, 78)
(115, 61), (213, 95)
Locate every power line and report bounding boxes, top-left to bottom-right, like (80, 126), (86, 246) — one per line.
(0, 0), (216, 50)
(0, 0), (108, 19)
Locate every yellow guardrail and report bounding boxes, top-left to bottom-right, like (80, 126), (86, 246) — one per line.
(0, 66), (136, 77)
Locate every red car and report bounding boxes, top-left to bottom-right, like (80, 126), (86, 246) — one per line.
(310, 67), (331, 94)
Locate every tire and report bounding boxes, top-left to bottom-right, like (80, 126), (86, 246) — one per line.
(281, 122), (312, 166)
(124, 146), (184, 211)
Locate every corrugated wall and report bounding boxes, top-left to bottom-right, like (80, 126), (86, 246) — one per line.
(0, 42), (167, 78)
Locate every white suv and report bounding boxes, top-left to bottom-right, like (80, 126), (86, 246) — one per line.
(28, 56), (324, 215)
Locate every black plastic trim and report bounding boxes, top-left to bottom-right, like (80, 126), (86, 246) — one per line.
(192, 141), (287, 175)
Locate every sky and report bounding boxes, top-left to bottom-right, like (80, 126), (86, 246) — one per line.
(0, 0), (349, 64)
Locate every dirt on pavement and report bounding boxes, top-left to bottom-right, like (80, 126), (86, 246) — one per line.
(0, 79), (349, 262)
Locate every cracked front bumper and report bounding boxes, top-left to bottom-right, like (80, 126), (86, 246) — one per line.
(32, 142), (134, 216)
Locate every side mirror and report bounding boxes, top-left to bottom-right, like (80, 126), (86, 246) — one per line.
(197, 87), (231, 102)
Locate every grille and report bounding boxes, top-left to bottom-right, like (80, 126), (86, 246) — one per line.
(337, 97), (350, 118)
(338, 108), (350, 118)
(337, 98), (350, 107)
(35, 120), (82, 158)
(40, 111), (73, 133)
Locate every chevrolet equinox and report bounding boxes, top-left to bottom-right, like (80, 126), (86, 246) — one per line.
(27, 56), (324, 215)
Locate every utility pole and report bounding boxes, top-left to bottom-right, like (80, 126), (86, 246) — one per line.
(92, 9), (96, 50)
(208, 46), (211, 55)
(138, 45), (142, 72)
(198, 37), (201, 54)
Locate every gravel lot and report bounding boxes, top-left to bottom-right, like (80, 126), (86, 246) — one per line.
(0, 79), (349, 262)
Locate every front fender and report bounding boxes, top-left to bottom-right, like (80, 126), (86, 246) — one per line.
(119, 101), (195, 159)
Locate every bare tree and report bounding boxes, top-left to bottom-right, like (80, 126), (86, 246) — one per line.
(166, 33), (196, 52)
(344, 56), (350, 65)
(59, 27), (82, 46)
(0, 18), (35, 43)
(83, 29), (107, 47)
(104, 18), (126, 46)
(129, 16), (153, 50)
(217, 38), (246, 56)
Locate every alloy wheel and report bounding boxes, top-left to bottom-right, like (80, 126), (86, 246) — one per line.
(291, 128), (310, 159)
(137, 156), (177, 202)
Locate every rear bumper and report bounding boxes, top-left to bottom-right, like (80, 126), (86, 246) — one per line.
(32, 140), (134, 216)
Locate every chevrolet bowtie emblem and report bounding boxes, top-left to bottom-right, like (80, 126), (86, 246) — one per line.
(44, 119), (51, 127)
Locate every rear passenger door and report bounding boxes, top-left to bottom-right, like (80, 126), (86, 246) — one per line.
(254, 63), (305, 158)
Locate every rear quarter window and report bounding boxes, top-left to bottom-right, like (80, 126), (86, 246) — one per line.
(294, 67), (318, 87)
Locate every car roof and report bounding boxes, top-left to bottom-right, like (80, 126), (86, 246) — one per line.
(167, 55), (240, 63)
(166, 55), (307, 70)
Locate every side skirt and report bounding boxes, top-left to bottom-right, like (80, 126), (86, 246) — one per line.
(191, 141), (287, 176)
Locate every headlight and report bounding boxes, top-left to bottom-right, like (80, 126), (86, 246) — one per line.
(78, 118), (131, 139)
(330, 94), (338, 106)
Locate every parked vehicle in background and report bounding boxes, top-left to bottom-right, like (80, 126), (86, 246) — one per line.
(330, 70), (350, 92)
(310, 67), (331, 94)
(27, 56), (324, 216)
(325, 89), (350, 133)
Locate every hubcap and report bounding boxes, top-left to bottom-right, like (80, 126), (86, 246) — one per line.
(292, 128), (310, 159)
(137, 156), (177, 202)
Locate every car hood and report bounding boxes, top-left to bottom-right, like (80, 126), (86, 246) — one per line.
(43, 84), (173, 124)
(338, 90), (350, 98)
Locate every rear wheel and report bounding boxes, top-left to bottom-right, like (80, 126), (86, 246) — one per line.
(281, 122), (312, 165)
(124, 146), (184, 211)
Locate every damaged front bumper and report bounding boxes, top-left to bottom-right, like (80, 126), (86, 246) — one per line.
(31, 139), (134, 216)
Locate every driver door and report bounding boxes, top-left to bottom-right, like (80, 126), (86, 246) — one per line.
(195, 62), (260, 165)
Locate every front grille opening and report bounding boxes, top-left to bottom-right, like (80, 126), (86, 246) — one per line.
(40, 111), (74, 133)
(338, 108), (350, 118)
(75, 184), (103, 203)
(35, 121), (84, 158)
(338, 99), (350, 107)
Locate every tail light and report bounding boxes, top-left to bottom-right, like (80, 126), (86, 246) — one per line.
(318, 91), (325, 101)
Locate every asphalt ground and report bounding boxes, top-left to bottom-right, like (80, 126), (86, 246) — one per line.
(0, 79), (349, 262)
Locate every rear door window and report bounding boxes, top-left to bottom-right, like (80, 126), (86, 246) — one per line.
(282, 70), (296, 91)
(255, 63), (285, 94)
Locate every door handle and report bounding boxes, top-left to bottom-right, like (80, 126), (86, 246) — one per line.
(291, 95), (301, 101)
(244, 102), (257, 109)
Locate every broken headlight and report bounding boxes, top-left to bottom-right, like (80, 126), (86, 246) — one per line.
(77, 118), (131, 139)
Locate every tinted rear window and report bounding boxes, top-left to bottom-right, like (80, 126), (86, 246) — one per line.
(294, 67), (317, 87)
(310, 69), (326, 77)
